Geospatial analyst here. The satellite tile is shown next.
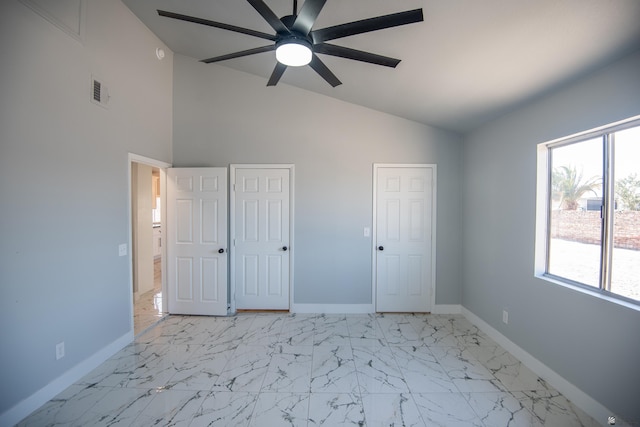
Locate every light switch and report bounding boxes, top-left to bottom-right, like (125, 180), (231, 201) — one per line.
(118, 244), (127, 257)
(364, 227), (370, 237)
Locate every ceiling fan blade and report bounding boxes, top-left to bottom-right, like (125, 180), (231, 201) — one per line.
(292, 0), (327, 35)
(311, 8), (423, 43)
(201, 45), (275, 64)
(267, 62), (287, 86)
(309, 54), (342, 87)
(314, 43), (400, 68)
(247, 0), (291, 34)
(157, 10), (276, 41)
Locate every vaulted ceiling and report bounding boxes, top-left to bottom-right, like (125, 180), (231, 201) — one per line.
(122, 0), (640, 133)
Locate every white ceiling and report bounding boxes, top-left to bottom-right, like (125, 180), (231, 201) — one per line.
(122, 0), (640, 133)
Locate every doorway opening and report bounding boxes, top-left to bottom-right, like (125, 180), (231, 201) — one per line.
(129, 154), (170, 335)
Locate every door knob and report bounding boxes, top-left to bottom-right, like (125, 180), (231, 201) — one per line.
(218, 248), (225, 254)
(378, 246), (384, 251)
(282, 246), (288, 251)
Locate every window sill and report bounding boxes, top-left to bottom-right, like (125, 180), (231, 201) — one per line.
(536, 273), (640, 312)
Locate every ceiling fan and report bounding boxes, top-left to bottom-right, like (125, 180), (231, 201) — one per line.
(157, 0), (424, 87)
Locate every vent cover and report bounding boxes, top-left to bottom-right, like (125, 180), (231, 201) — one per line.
(91, 76), (109, 108)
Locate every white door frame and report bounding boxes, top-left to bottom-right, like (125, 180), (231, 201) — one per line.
(127, 153), (171, 332)
(229, 164), (295, 313)
(372, 163), (437, 312)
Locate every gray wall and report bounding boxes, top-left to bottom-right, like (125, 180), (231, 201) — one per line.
(172, 55), (463, 306)
(462, 49), (640, 420)
(0, 0), (172, 416)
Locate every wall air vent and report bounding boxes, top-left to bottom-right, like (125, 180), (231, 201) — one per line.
(91, 76), (109, 109)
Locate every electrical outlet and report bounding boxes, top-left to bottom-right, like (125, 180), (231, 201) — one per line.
(118, 243), (127, 257)
(56, 342), (65, 360)
(502, 310), (509, 325)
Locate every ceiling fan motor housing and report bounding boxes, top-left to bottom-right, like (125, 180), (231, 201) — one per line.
(274, 15), (313, 66)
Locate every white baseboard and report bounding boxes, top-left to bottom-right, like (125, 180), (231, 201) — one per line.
(461, 306), (619, 426)
(0, 331), (133, 427)
(290, 303), (462, 315)
(291, 303), (374, 314)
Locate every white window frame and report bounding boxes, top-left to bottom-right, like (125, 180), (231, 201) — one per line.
(534, 115), (640, 310)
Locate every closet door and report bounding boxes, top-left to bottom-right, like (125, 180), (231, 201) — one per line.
(375, 165), (436, 313)
(232, 166), (291, 310)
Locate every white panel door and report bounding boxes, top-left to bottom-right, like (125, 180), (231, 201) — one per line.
(167, 168), (228, 315)
(233, 168), (290, 310)
(375, 166), (435, 312)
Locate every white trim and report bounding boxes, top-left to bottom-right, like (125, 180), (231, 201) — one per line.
(461, 307), (619, 425)
(229, 164), (295, 314)
(537, 274), (640, 312)
(372, 164), (438, 313)
(1, 331), (132, 427)
(291, 304), (374, 314)
(540, 114), (640, 148)
(289, 303), (458, 315)
(533, 143), (549, 278)
(128, 153), (172, 169)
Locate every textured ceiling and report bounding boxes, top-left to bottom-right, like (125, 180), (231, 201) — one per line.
(122, 0), (640, 133)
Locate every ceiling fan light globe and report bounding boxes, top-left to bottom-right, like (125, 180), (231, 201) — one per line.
(276, 41), (312, 67)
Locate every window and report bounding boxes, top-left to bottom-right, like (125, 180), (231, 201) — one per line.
(536, 117), (640, 305)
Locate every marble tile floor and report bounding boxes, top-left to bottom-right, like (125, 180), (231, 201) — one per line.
(19, 313), (609, 427)
(133, 286), (165, 336)
(133, 258), (166, 336)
